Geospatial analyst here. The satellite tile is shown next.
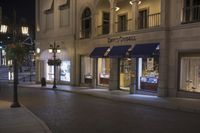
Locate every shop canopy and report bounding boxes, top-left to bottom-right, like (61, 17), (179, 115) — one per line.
(108, 45), (132, 58)
(130, 43), (159, 58)
(90, 47), (110, 58)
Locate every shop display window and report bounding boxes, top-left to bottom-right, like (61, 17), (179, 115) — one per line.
(60, 61), (71, 82)
(120, 58), (132, 90)
(138, 57), (159, 91)
(81, 56), (93, 84)
(46, 64), (54, 81)
(98, 58), (110, 86)
(180, 56), (200, 93)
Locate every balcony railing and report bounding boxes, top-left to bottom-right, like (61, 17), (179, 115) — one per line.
(114, 19), (132, 33)
(138, 13), (160, 29)
(182, 5), (200, 23)
(79, 28), (91, 39)
(96, 24), (110, 36)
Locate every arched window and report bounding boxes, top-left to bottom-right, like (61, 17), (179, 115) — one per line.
(81, 8), (92, 38)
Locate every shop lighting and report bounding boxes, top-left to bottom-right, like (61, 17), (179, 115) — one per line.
(21, 26), (29, 35)
(36, 48), (41, 54)
(0, 25), (8, 33)
(115, 7), (120, 11)
(129, 0), (142, 5)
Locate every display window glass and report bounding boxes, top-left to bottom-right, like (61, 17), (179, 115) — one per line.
(180, 56), (200, 93)
(46, 63), (54, 81)
(81, 56), (93, 84)
(97, 58), (110, 86)
(137, 57), (159, 91)
(120, 58), (132, 90)
(60, 61), (71, 82)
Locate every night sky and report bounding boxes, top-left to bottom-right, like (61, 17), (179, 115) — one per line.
(0, 0), (35, 36)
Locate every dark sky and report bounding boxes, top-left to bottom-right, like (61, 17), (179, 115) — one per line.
(0, 0), (35, 35)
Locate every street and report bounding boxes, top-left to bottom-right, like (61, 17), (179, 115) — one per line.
(1, 85), (200, 133)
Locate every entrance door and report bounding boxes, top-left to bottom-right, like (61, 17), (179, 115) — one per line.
(120, 58), (132, 90)
(138, 9), (148, 29)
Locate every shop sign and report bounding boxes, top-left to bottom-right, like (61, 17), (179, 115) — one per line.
(147, 58), (154, 71)
(108, 35), (136, 43)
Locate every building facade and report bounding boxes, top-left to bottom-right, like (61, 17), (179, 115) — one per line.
(36, 0), (200, 99)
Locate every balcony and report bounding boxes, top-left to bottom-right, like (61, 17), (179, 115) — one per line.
(138, 13), (161, 29)
(182, 5), (200, 23)
(79, 28), (91, 39)
(115, 19), (132, 33)
(96, 24), (110, 36)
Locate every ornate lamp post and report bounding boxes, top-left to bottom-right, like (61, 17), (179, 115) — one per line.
(0, 12), (29, 108)
(48, 42), (61, 89)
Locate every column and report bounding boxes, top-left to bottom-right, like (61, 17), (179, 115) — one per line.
(131, 0), (139, 31)
(109, 58), (119, 90)
(92, 58), (97, 88)
(109, 0), (116, 34)
(157, 0), (169, 97)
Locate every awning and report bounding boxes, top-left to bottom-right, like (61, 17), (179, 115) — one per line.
(108, 45), (132, 58)
(90, 47), (110, 58)
(130, 43), (159, 58)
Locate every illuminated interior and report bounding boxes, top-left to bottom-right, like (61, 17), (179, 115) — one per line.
(180, 56), (200, 93)
(120, 58), (132, 90)
(138, 57), (159, 91)
(97, 58), (110, 86)
(81, 56), (93, 84)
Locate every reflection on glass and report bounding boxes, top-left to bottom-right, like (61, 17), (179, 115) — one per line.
(60, 61), (71, 82)
(120, 58), (132, 90)
(47, 64), (54, 81)
(138, 57), (159, 91)
(81, 56), (93, 84)
(98, 58), (110, 86)
(180, 57), (200, 93)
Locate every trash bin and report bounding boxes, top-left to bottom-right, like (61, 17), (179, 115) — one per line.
(41, 77), (46, 87)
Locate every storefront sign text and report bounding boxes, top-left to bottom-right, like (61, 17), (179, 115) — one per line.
(108, 35), (136, 43)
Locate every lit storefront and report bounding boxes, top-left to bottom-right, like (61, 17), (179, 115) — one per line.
(179, 53), (200, 93)
(130, 43), (160, 92)
(80, 56), (93, 85)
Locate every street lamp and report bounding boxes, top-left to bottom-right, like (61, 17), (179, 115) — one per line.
(48, 42), (61, 89)
(0, 11), (29, 108)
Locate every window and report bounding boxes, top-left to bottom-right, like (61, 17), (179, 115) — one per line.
(102, 12), (110, 34)
(81, 56), (93, 84)
(97, 58), (110, 86)
(59, 0), (70, 27)
(118, 15), (127, 32)
(183, 0), (200, 23)
(60, 61), (71, 82)
(44, 0), (54, 30)
(138, 9), (148, 29)
(180, 55), (200, 93)
(81, 8), (92, 39)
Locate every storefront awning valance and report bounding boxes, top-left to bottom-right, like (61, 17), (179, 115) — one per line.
(90, 47), (110, 58)
(130, 43), (159, 58)
(108, 45), (132, 58)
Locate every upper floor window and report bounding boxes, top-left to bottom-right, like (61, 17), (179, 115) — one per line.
(59, 0), (70, 27)
(118, 14), (127, 32)
(182, 0), (200, 23)
(80, 8), (91, 39)
(44, 0), (54, 30)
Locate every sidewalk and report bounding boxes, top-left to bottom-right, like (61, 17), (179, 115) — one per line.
(0, 100), (52, 133)
(19, 83), (200, 114)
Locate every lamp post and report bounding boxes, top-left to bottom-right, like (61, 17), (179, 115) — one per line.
(0, 11), (29, 108)
(48, 42), (61, 89)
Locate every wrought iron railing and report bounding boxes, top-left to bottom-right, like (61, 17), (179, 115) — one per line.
(114, 19), (132, 33)
(96, 24), (110, 36)
(79, 28), (91, 39)
(182, 5), (200, 23)
(138, 13), (160, 29)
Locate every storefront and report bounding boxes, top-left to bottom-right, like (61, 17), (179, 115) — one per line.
(89, 46), (110, 87)
(179, 53), (200, 93)
(108, 45), (132, 91)
(130, 43), (160, 92)
(80, 56), (93, 85)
